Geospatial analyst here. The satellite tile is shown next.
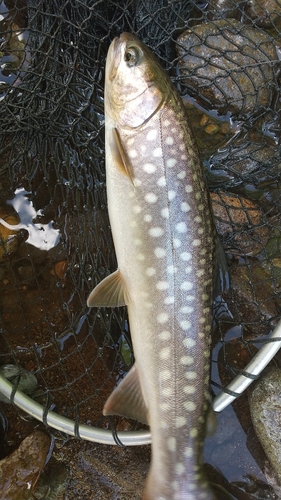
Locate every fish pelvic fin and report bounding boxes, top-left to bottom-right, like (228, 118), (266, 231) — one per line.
(103, 363), (149, 425)
(87, 269), (129, 307)
(112, 127), (135, 186)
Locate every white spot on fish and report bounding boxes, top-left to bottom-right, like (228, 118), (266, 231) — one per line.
(176, 222), (187, 233)
(168, 190), (176, 201)
(180, 252), (192, 261)
(176, 417), (187, 428)
(144, 214), (152, 222)
(162, 386), (172, 396)
(165, 136), (174, 145)
(157, 312), (169, 324)
(166, 158), (176, 168)
(185, 371), (197, 380)
(177, 170), (186, 179)
(175, 463), (185, 475)
(195, 215), (202, 223)
(160, 369), (171, 381)
(173, 238), (181, 248)
(180, 306), (194, 314)
(185, 266), (192, 274)
(179, 143), (185, 151)
(198, 227), (204, 235)
(183, 337), (196, 348)
(157, 176), (166, 187)
(184, 401), (196, 411)
(136, 253), (145, 261)
(154, 247), (166, 258)
(190, 428), (198, 438)
(168, 437), (176, 452)
(185, 185), (193, 193)
(186, 295), (195, 302)
(180, 355), (193, 365)
(167, 265), (176, 274)
(196, 269), (204, 277)
(143, 163), (156, 174)
(192, 239), (201, 246)
(159, 330), (171, 340)
(199, 317), (206, 324)
(164, 296), (175, 305)
(161, 207), (169, 219)
(160, 347), (171, 359)
(146, 129), (157, 141)
(202, 293), (209, 301)
(184, 447), (193, 458)
(127, 137), (135, 146)
(180, 320), (192, 330)
(145, 193), (158, 203)
(134, 238), (142, 246)
(128, 149), (137, 158)
(163, 119), (171, 127)
(181, 202), (190, 212)
(145, 267), (156, 276)
(153, 147), (162, 157)
(156, 281), (169, 290)
(149, 227), (164, 237)
(181, 154), (187, 160)
(181, 281), (193, 291)
(134, 178), (142, 187)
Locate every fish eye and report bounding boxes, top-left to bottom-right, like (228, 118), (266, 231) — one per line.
(124, 47), (140, 67)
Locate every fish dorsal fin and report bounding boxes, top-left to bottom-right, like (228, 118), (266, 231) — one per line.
(103, 363), (149, 425)
(87, 270), (129, 307)
(112, 127), (134, 186)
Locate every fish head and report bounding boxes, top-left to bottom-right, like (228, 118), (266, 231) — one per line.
(105, 32), (170, 128)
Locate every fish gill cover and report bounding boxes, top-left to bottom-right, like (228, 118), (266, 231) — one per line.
(0, 0), (281, 498)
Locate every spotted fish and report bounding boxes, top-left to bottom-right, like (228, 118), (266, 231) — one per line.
(88, 33), (217, 500)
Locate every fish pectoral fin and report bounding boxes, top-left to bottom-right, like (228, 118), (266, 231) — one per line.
(87, 270), (129, 307)
(103, 363), (149, 425)
(112, 127), (134, 186)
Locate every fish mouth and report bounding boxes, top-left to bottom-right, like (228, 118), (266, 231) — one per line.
(108, 36), (123, 82)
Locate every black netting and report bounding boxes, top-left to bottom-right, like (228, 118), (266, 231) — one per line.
(0, 0), (281, 496)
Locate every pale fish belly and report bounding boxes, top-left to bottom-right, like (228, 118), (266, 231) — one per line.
(106, 103), (215, 500)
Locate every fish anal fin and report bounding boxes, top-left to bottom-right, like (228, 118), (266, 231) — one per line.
(87, 270), (129, 307)
(103, 364), (149, 425)
(112, 127), (135, 186)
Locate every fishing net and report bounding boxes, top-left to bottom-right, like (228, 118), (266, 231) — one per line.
(0, 0), (281, 489)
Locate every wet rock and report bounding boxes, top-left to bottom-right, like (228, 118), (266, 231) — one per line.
(207, 0), (244, 20)
(249, 367), (281, 485)
(0, 430), (51, 500)
(211, 191), (270, 256)
(33, 463), (69, 500)
(176, 19), (278, 116)
(245, 0), (281, 28)
(0, 364), (38, 403)
(222, 262), (279, 338)
(209, 138), (281, 188)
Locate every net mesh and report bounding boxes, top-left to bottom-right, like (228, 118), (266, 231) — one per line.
(0, 0), (281, 442)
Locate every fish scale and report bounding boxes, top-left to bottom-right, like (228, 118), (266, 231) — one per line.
(88, 33), (217, 500)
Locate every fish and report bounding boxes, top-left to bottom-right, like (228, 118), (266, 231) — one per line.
(87, 32), (217, 500)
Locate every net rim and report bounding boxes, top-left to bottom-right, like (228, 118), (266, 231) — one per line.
(1, 319), (281, 445)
